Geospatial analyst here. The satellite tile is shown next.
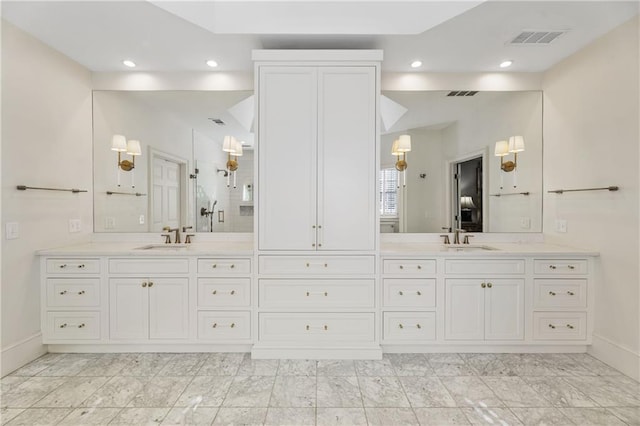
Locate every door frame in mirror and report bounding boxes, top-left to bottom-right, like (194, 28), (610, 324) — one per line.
(445, 148), (488, 233)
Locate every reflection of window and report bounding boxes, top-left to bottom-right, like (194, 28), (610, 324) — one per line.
(380, 168), (398, 216)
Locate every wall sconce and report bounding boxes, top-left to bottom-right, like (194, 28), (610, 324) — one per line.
(392, 134), (411, 187)
(495, 135), (524, 188)
(222, 136), (243, 188)
(111, 134), (142, 187)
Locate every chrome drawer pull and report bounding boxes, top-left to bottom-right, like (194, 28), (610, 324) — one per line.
(567, 291), (575, 296)
(305, 325), (328, 331)
(399, 323), (422, 329)
(568, 265), (575, 270)
(399, 291), (404, 296)
(566, 324), (574, 329)
(77, 264), (85, 269)
(399, 323), (403, 329)
(142, 282), (148, 288)
(549, 291), (556, 296)
(306, 291), (328, 296)
(549, 265), (557, 270)
(399, 265), (404, 269)
(481, 283), (486, 288)
(416, 291), (422, 296)
(78, 323), (85, 328)
(230, 264), (235, 269)
(78, 290), (85, 295)
(548, 324), (556, 329)
(487, 282), (493, 288)
(59, 264), (67, 269)
(148, 282), (154, 288)
(416, 324), (422, 329)
(306, 262), (328, 268)
(212, 264), (217, 268)
(59, 290), (67, 295)
(212, 290), (237, 296)
(59, 323), (68, 328)
(230, 290), (235, 295)
(212, 323), (236, 328)
(417, 265), (422, 270)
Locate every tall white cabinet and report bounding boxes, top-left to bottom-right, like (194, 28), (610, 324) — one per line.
(253, 50), (382, 358)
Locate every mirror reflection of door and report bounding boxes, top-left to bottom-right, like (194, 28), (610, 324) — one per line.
(452, 156), (483, 232)
(150, 152), (187, 232)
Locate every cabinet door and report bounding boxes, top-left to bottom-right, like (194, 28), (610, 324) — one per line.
(317, 67), (376, 251)
(109, 279), (149, 340)
(258, 67), (318, 250)
(149, 278), (189, 339)
(445, 279), (484, 340)
(484, 279), (524, 340)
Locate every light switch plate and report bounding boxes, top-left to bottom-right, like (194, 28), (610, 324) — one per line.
(556, 219), (568, 233)
(69, 219), (82, 233)
(139, 215), (145, 225)
(5, 222), (19, 240)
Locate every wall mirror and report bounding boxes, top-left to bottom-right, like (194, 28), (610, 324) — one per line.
(93, 90), (254, 233)
(380, 90), (542, 233)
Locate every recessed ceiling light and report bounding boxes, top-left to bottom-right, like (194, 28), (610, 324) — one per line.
(500, 60), (513, 68)
(122, 60), (136, 68)
(206, 60), (219, 68)
(411, 60), (423, 68)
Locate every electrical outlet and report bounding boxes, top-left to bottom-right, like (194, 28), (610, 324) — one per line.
(556, 219), (568, 233)
(5, 222), (19, 240)
(520, 217), (531, 229)
(105, 217), (116, 229)
(139, 215), (145, 225)
(69, 219), (82, 233)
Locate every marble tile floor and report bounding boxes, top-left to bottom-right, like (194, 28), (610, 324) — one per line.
(1, 352), (638, 425)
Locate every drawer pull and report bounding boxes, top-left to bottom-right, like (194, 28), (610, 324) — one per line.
(306, 291), (328, 296)
(59, 290), (67, 295)
(548, 324), (556, 329)
(399, 323), (403, 329)
(230, 264), (235, 269)
(212, 323), (236, 328)
(549, 291), (556, 296)
(212, 290), (237, 296)
(305, 262), (329, 268)
(416, 291), (422, 296)
(142, 282), (148, 288)
(417, 265), (422, 270)
(305, 325), (328, 331)
(148, 282), (154, 288)
(398, 323), (423, 329)
(417, 323), (422, 329)
(77, 264), (85, 269)
(487, 282), (493, 288)
(60, 323), (67, 328)
(212, 264), (217, 268)
(78, 290), (85, 295)
(568, 265), (575, 270)
(59, 264), (67, 269)
(567, 291), (575, 296)
(399, 291), (404, 296)
(566, 324), (574, 329)
(399, 265), (404, 269)
(481, 283), (486, 288)
(549, 265), (557, 270)
(78, 323), (85, 328)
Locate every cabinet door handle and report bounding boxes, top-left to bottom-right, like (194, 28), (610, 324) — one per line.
(78, 290), (85, 295)
(481, 283), (486, 288)
(567, 291), (575, 296)
(568, 265), (575, 270)
(59, 290), (67, 295)
(306, 262), (328, 268)
(59, 323), (68, 328)
(142, 282), (148, 288)
(59, 264), (67, 269)
(416, 291), (422, 296)
(306, 291), (328, 296)
(211, 323), (238, 328)
(398, 291), (404, 296)
(77, 264), (85, 269)
(230, 290), (236, 295)
(305, 325), (328, 331)
(548, 324), (556, 329)
(566, 324), (574, 329)
(549, 265), (557, 270)
(148, 282), (154, 288)
(487, 282), (493, 288)
(416, 323), (422, 329)
(78, 323), (85, 328)
(549, 291), (556, 296)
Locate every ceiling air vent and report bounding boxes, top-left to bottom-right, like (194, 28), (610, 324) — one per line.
(510, 30), (566, 45)
(447, 91), (478, 97)
(208, 118), (225, 125)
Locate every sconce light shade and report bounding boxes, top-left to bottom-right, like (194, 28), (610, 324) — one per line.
(391, 139), (402, 156)
(111, 134), (127, 152)
(494, 140), (509, 157)
(396, 134), (412, 152)
(222, 135), (237, 153)
(234, 140), (244, 157)
(508, 135), (525, 153)
(126, 140), (142, 156)
(460, 195), (476, 209)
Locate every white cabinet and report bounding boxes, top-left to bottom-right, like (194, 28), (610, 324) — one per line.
(109, 278), (188, 340)
(445, 279), (524, 341)
(257, 65), (376, 251)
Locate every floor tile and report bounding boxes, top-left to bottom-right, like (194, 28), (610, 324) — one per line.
(212, 407), (267, 425)
(559, 407), (628, 425)
(174, 376), (233, 407)
(562, 375), (640, 407)
(277, 359), (316, 376)
(269, 376), (316, 408)
(317, 360), (356, 376)
(413, 408), (471, 425)
(599, 373), (640, 397)
(108, 407), (170, 425)
(607, 406), (640, 425)
(222, 376), (274, 407)
(8, 354), (65, 377)
(57, 407), (121, 425)
(157, 354), (207, 377)
(119, 353), (175, 377)
(4, 407), (72, 425)
(197, 353), (244, 376)
(460, 354), (516, 377)
(1, 377), (68, 408)
(35, 357), (92, 377)
(364, 407), (419, 426)
(76, 354), (134, 377)
(440, 376), (504, 408)
(127, 377), (192, 408)
(161, 406), (218, 425)
(358, 376), (410, 407)
(0, 376), (29, 394)
(316, 407), (367, 426)
(567, 354), (624, 376)
(399, 376), (457, 408)
(510, 407), (574, 425)
(317, 376), (363, 408)
(427, 354), (466, 364)
(386, 353), (434, 376)
(82, 376), (147, 408)
(264, 407), (314, 425)
(481, 376), (550, 407)
(32, 376), (109, 408)
(521, 376), (598, 408)
(354, 359), (396, 376)
(237, 355), (279, 376)
(462, 407), (523, 425)
(0, 408), (24, 425)
(536, 354), (592, 376)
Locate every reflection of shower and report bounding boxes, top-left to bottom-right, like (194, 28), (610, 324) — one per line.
(200, 200), (217, 232)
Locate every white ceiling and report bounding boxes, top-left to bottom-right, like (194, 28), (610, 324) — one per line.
(2, 1), (638, 73)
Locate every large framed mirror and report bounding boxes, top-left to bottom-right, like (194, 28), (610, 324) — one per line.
(380, 90), (543, 233)
(93, 90), (254, 233)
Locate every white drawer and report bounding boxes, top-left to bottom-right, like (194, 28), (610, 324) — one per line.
(109, 258), (189, 274)
(197, 311), (251, 340)
(46, 311), (100, 340)
(383, 279), (436, 308)
(534, 259), (588, 275)
(533, 312), (587, 340)
(383, 259), (436, 275)
(198, 278), (251, 308)
(46, 258), (100, 274)
(445, 259), (525, 275)
(198, 259), (251, 275)
(383, 312), (436, 341)
(259, 256), (375, 275)
(534, 279), (587, 309)
(46, 279), (100, 307)
(259, 279), (374, 309)
(259, 313), (374, 343)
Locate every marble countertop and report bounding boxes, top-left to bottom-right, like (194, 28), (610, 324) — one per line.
(38, 241), (254, 256)
(380, 242), (599, 256)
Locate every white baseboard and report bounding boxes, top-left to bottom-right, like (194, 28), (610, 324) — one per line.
(1, 333), (47, 377)
(589, 334), (640, 380)
(47, 343), (253, 353)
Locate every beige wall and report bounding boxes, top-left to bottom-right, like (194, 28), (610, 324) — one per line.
(543, 16), (640, 379)
(1, 21), (93, 375)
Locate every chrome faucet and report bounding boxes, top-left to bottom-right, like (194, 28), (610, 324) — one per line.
(162, 226), (180, 244)
(453, 228), (466, 245)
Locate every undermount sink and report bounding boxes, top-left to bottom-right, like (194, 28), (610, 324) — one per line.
(445, 245), (498, 252)
(135, 244), (189, 250)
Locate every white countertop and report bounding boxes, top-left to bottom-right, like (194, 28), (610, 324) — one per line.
(380, 242), (599, 256)
(38, 241), (254, 256)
